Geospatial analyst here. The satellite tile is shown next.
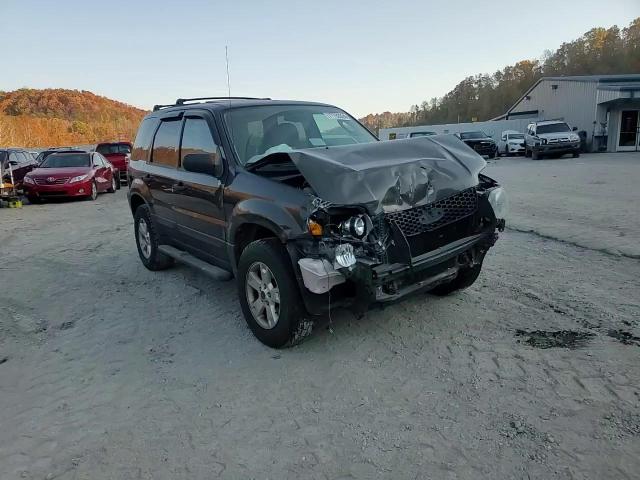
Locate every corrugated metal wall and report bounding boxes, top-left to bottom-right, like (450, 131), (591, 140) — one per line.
(511, 80), (598, 135)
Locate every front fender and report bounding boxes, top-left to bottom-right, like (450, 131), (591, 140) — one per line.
(227, 198), (307, 245)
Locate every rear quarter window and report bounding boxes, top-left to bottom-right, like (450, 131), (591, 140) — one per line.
(132, 118), (159, 162)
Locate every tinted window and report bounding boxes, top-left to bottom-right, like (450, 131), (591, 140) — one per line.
(459, 131), (488, 140)
(96, 143), (131, 155)
(40, 153), (91, 168)
(132, 118), (159, 161)
(151, 119), (182, 167)
(180, 117), (221, 175)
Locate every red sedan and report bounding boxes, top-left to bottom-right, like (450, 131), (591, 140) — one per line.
(23, 151), (118, 203)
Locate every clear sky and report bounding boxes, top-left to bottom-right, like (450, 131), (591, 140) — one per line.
(0, 0), (638, 116)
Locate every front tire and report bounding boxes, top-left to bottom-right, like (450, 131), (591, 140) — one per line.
(134, 204), (173, 271)
(237, 239), (310, 348)
(107, 175), (117, 193)
(87, 181), (98, 200)
(431, 263), (483, 296)
(532, 150), (542, 160)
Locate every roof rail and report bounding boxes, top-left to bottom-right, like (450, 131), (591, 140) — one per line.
(153, 97), (271, 112)
(175, 96), (271, 105)
(153, 104), (176, 111)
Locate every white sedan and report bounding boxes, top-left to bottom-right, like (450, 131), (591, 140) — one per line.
(499, 131), (526, 156)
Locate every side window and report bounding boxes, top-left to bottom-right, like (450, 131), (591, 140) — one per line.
(151, 119), (182, 168)
(8, 152), (20, 164)
(132, 118), (159, 162)
(180, 117), (222, 176)
(93, 154), (103, 166)
(16, 152), (29, 163)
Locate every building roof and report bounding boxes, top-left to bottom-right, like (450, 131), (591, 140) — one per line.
(505, 74), (640, 117)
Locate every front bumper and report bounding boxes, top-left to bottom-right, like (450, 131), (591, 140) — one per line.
(292, 228), (499, 316)
(350, 231), (497, 303)
(506, 143), (525, 153)
(534, 142), (580, 154)
(24, 180), (92, 198)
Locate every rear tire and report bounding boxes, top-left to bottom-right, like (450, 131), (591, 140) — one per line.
(431, 263), (483, 296)
(237, 238), (310, 348)
(134, 204), (174, 271)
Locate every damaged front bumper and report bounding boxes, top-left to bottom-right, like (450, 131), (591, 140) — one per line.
(291, 230), (497, 316)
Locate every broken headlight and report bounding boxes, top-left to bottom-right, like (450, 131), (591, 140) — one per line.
(339, 215), (367, 239)
(488, 187), (508, 220)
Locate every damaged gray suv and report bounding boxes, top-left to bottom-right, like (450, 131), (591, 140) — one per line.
(128, 97), (507, 348)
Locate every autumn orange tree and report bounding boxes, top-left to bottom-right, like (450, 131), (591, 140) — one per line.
(0, 88), (147, 148)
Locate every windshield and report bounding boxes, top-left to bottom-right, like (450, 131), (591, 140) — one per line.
(508, 133), (524, 139)
(223, 104), (377, 165)
(459, 131), (488, 140)
(96, 143), (131, 155)
(40, 153), (91, 168)
(537, 123), (571, 134)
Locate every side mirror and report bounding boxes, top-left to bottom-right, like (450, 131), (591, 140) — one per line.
(183, 153), (218, 176)
(572, 126), (578, 131)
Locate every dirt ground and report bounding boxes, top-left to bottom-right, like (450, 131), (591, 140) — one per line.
(1, 152), (639, 479)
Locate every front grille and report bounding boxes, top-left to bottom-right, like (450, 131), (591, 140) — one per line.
(34, 177), (69, 185)
(386, 187), (478, 237)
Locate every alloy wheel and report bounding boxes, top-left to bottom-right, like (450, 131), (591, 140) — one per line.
(91, 182), (97, 200)
(245, 261), (281, 329)
(138, 218), (152, 259)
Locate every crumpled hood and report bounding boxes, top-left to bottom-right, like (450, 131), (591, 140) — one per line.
(285, 135), (486, 214)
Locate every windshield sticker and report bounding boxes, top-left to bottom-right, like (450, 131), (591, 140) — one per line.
(323, 112), (351, 121)
(309, 138), (326, 147)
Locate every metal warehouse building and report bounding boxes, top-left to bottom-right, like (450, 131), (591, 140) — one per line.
(380, 74), (640, 153)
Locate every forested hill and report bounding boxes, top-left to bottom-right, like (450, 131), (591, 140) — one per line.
(360, 17), (640, 132)
(0, 89), (146, 148)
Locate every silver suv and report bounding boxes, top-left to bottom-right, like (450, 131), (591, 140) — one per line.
(524, 120), (581, 160)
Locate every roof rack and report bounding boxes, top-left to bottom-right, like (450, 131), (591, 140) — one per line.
(176, 96), (271, 105)
(153, 97), (271, 111)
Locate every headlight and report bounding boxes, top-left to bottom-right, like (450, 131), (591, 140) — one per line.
(340, 215), (367, 238)
(488, 187), (508, 220)
(23, 176), (35, 184)
(570, 134), (580, 142)
(69, 174), (88, 184)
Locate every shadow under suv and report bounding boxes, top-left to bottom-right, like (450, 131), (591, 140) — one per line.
(128, 97), (507, 348)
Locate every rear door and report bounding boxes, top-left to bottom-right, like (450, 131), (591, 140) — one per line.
(146, 114), (184, 233)
(170, 111), (228, 265)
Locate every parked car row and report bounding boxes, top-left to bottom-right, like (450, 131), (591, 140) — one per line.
(23, 151), (120, 203)
(0, 142), (132, 204)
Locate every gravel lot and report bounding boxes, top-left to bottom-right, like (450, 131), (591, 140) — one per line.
(1, 152), (639, 480)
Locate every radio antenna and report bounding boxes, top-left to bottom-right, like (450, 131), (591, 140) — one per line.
(225, 45), (234, 142)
